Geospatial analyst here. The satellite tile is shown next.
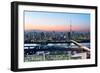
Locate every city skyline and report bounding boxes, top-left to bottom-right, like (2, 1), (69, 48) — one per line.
(24, 11), (90, 32)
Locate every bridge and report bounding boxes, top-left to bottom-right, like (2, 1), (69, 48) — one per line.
(70, 40), (90, 52)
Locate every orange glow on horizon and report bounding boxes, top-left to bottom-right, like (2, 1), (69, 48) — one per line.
(25, 24), (89, 32)
(25, 24), (70, 31)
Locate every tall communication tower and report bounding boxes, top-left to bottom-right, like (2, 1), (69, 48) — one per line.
(70, 18), (72, 40)
(67, 17), (72, 48)
(68, 18), (72, 41)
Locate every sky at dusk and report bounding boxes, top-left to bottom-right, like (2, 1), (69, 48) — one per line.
(24, 11), (90, 32)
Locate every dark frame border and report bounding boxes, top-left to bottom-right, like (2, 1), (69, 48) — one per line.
(11, 1), (98, 72)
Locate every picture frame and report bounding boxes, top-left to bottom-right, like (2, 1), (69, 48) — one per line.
(11, 1), (98, 72)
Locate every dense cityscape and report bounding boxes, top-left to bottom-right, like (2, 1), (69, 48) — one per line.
(24, 30), (90, 43)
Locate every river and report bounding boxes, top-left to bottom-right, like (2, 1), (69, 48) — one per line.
(24, 42), (90, 49)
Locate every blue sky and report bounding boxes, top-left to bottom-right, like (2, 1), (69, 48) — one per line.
(24, 11), (90, 32)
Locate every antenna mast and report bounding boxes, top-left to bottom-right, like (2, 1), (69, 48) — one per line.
(70, 18), (72, 40)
